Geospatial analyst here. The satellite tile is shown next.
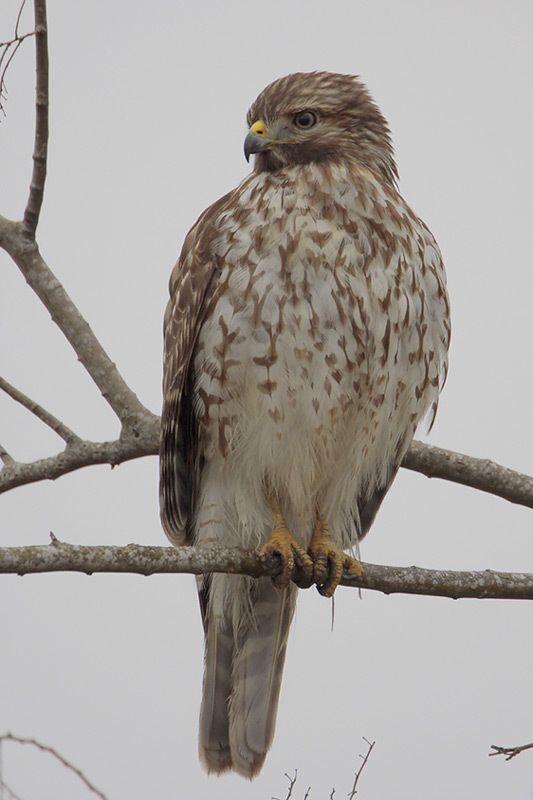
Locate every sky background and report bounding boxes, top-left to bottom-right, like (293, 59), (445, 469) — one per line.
(1, 0), (533, 798)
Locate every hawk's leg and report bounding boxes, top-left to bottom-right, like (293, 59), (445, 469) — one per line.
(309, 517), (364, 598)
(258, 496), (314, 589)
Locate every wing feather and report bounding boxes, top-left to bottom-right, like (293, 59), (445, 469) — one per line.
(159, 192), (232, 545)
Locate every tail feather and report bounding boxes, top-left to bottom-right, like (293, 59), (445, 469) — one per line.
(198, 575), (297, 778)
(229, 580), (296, 777)
(198, 617), (234, 773)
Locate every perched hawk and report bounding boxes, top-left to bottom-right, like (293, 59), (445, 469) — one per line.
(160, 72), (450, 778)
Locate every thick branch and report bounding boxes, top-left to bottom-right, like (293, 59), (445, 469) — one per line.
(0, 375), (80, 444)
(2, 542), (533, 600)
(22, 0), (48, 237)
(0, 431), (157, 493)
(402, 440), (533, 510)
(0, 398), (532, 517)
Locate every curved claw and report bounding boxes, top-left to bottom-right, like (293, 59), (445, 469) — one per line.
(292, 548), (315, 589)
(258, 530), (313, 590)
(309, 522), (364, 598)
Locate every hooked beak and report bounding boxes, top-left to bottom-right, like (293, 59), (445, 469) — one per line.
(244, 119), (270, 162)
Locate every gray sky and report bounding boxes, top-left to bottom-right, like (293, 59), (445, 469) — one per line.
(1, 0), (533, 797)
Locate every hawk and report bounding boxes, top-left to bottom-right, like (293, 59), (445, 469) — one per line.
(160, 72), (450, 778)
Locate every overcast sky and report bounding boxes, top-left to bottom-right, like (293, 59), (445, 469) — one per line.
(1, 1), (533, 798)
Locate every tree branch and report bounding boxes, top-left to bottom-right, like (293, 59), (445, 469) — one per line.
(0, 0), (156, 432)
(0, 216), (158, 430)
(0, 0), (34, 118)
(348, 738), (375, 799)
(0, 375), (80, 445)
(0, 432), (157, 494)
(0, 777), (25, 800)
(22, 0), (48, 237)
(489, 741), (533, 761)
(0, 733), (107, 800)
(2, 541), (533, 600)
(403, 441), (533, 510)
(1, 0), (532, 529)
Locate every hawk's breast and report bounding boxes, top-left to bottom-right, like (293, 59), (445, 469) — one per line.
(193, 162), (449, 510)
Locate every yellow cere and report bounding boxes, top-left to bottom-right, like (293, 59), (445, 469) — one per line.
(250, 120), (267, 137)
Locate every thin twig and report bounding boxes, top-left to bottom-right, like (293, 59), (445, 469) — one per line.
(347, 738), (375, 799)
(2, 542), (533, 601)
(15, 0), (28, 39)
(0, 39), (26, 115)
(0, 778), (24, 800)
(272, 769), (297, 800)
(489, 741), (533, 761)
(22, 0), (48, 236)
(0, 734), (107, 800)
(0, 376), (81, 444)
(0, 0), (34, 117)
(0, 31), (34, 50)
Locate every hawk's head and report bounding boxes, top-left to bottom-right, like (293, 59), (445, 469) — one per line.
(245, 71), (398, 185)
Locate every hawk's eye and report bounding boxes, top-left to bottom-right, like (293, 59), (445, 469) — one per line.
(293, 111), (317, 130)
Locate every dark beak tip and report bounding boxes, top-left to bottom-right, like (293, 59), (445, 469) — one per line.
(244, 131), (266, 163)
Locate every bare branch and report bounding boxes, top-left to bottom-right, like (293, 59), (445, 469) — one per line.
(348, 738), (375, 799)
(22, 0), (48, 237)
(0, 215), (158, 430)
(0, 5), (531, 516)
(0, 39), (23, 115)
(0, 31), (34, 51)
(14, 0), (28, 39)
(0, 733), (107, 800)
(0, 376), (80, 444)
(0, 778), (25, 800)
(2, 542), (533, 601)
(403, 441), (533, 510)
(0, 2), (155, 431)
(1, 372), (532, 519)
(0, 0), (35, 119)
(0, 429), (157, 494)
(272, 769), (298, 800)
(489, 741), (533, 761)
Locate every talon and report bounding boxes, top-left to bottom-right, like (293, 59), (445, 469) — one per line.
(258, 533), (294, 588)
(258, 497), (313, 589)
(308, 517), (363, 597)
(292, 548), (314, 589)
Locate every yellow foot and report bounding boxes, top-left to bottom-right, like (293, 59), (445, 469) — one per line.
(308, 519), (364, 598)
(258, 498), (314, 589)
